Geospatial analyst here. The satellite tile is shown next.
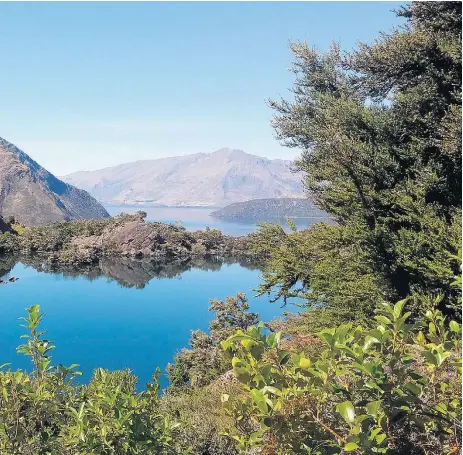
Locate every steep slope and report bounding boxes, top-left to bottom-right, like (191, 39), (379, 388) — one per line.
(211, 198), (331, 222)
(0, 137), (110, 225)
(61, 148), (304, 207)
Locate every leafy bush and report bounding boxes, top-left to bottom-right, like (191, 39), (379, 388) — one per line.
(221, 301), (461, 454)
(20, 218), (113, 252)
(0, 305), (181, 455)
(160, 382), (243, 455)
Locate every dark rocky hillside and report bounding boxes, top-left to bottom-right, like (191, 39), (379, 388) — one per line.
(211, 197), (331, 222)
(0, 137), (110, 225)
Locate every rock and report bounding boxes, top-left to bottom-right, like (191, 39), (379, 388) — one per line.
(0, 216), (12, 233)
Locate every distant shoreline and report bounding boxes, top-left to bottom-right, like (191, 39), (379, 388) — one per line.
(103, 203), (224, 209)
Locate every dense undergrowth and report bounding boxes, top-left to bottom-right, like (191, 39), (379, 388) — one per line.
(0, 2), (461, 454)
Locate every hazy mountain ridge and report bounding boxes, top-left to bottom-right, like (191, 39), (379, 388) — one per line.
(0, 137), (110, 225)
(61, 148), (305, 207)
(211, 198), (331, 222)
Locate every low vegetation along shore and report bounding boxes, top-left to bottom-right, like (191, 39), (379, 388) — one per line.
(0, 3), (461, 455)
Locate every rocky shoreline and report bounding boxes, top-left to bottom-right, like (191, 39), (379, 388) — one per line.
(0, 212), (261, 265)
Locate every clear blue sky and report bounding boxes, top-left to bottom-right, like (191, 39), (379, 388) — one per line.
(0, 1), (405, 175)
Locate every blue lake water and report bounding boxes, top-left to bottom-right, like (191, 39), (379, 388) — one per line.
(105, 205), (317, 236)
(0, 256), (283, 388)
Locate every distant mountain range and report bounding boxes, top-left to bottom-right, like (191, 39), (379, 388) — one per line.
(0, 137), (110, 225)
(61, 148), (305, 207)
(211, 198), (331, 222)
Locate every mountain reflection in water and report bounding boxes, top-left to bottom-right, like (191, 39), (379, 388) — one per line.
(0, 255), (263, 289)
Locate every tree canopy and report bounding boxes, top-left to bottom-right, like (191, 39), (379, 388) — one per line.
(255, 1), (462, 321)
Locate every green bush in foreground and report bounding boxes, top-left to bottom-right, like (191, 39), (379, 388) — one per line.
(0, 296), (461, 455)
(221, 301), (462, 455)
(0, 305), (181, 455)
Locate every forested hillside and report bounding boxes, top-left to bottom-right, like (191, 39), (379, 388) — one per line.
(211, 197), (330, 222)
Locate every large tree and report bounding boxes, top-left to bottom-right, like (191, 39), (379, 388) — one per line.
(255, 2), (461, 322)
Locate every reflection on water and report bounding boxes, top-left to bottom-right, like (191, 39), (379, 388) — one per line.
(0, 255), (263, 289)
(0, 254), (279, 388)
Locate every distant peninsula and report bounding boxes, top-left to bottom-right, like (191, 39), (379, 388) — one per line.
(210, 197), (331, 222)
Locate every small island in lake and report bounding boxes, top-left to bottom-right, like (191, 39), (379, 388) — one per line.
(0, 211), (259, 265)
(211, 197), (331, 222)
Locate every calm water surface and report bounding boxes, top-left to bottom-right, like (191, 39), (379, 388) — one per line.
(0, 256), (283, 388)
(105, 205), (317, 236)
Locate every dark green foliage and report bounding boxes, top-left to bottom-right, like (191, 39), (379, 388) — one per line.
(252, 222), (386, 329)
(20, 218), (113, 253)
(0, 232), (19, 254)
(261, 1), (461, 318)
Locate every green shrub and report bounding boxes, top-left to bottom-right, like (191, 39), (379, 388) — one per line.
(160, 382), (243, 455)
(0, 305), (181, 455)
(221, 301), (462, 454)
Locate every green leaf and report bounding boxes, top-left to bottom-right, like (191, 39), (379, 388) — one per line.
(363, 336), (380, 351)
(366, 400), (381, 417)
(344, 442), (359, 452)
(299, 357), (311, 369)
(393, 299), (407, 320)
(261, 386), (282, 396)
(249, 342), (265, 360)
(405, 382), (422, 396)
(267, 332), (277, 348)
(278, 350), (290, 365)
(423, 350), (438, 367)
(336, 401), (356, 424)
(449, 320), (460, 333)
(232, 359), (251, 384)
(376, 433), (387, 444)
(263, 417), (273, 428)
(250, 389), (268, 413)
(375, 315), (392, 326)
